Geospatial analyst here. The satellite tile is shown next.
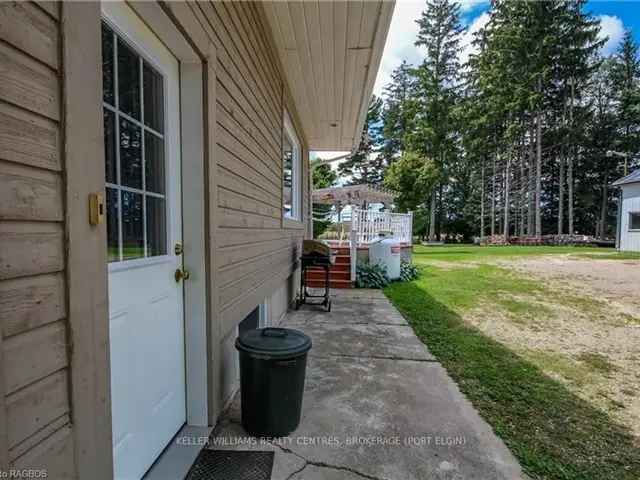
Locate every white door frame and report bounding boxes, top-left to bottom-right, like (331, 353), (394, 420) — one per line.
(103, 0), (210, 430)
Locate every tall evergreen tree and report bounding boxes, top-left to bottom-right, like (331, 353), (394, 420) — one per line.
(338, 95), (385, 185)
(409, 0), (464, 240)
(381, 61), (415, 164)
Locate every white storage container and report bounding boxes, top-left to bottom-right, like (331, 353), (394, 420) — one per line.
(369, 233), (401, 280)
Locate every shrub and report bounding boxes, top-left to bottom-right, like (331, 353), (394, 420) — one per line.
(400, 261), (419, 282)
(356, 263), (390, 289)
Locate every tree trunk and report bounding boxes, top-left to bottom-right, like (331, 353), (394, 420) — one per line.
(480, 160), (486, 238)
(558, 154), (564, 235)
(527, 124), (535, 235)
(535, 112), (542, 237)
(568, 77), (575, 235)
(437, 183), (443, 241)
(504, 152), (511, 240)
(491, 153), (496, 237)
(429, 188), (436, 241)
(599, 170), (609, 239)
(519, 137), (526, 236)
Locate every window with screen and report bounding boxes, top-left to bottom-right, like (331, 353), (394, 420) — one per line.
(630, 212), (640, 231)
(102, 22), (167, 262)
(283, 113), (301, 220)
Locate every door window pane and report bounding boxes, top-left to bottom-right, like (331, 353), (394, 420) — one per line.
(117, 38), (141, 120)
(145, 131), (165, 194)
(121, 191), (144, 260)
(104, 109), (117, 183)
(106, 188), (120, 262)
(146, 196), (166, 257)
(144, 61), (164, 133)
(119, 117), (142, 189)
(102, 25), (114, 106)
(102, 22), (168, 263)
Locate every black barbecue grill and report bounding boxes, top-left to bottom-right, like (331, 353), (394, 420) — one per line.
(296, 240), (334, 311)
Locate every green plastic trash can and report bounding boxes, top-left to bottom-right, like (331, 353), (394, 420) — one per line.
(235, 327), (312, 437)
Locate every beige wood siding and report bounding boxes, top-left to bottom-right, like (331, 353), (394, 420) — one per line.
(188, 2), (309, 340)
(0, 2), (75, 476)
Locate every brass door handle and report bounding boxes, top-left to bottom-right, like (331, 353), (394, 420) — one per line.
(174, 268), (191, 282)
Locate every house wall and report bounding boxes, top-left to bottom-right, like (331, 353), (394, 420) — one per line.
(0, 2), (76, 476)
(181, 1), (310, 418)
(620, 183), (640, 252)
(0, 1), (311, 476)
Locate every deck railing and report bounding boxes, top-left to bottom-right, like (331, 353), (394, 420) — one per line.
(351, 209), (413, 245)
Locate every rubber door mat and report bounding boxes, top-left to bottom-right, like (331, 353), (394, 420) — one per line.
(186, 450), (274, 480)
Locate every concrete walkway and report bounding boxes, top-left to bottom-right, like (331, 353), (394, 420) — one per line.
(209, 290), (526, 480)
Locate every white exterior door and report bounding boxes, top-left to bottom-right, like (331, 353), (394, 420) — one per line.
(102, 4), (185, 479)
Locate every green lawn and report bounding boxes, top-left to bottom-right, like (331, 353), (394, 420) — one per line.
(384, 245), (640, 480)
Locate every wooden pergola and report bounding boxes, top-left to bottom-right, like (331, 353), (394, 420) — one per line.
(312, 184), (395, 209)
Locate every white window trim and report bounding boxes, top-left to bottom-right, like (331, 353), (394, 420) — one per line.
(283, 112), (302, 221)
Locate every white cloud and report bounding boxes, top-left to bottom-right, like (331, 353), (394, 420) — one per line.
(372, 1), (490, 96)
(597, 14), (625, 56)
(373, 0), (424, 96)
(459, 0), (489, 14)
(458, 12), (490, 67)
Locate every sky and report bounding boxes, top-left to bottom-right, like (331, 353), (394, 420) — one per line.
(315, 0), (640, 162)
(372, 0), (640, 97)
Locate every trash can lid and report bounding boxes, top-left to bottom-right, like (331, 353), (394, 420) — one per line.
(235, 327), (312, 358)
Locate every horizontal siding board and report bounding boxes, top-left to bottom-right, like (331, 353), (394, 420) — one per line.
(215, 228), (294, 249)
(220, 248), (294, 308)
(0, 42), (59, 120)
(7, 369), (69, 448)
(9, 414), (69, 462)
(218, 187), (280, 220)
(0, 101), (59, 170)
(0, 222), (64, 280)
(218, 207), (281, 230)
(191, 2), (280, 144)
(219, 244), (293, 290)
(215, 2), (281, 119)
(34, 2), (60, 21)
(217, 123), (279, 190)
(217, 166), (280, 209)
(218, 236), (294, 269)
(216, 144), (278, 196)
(0, 160), (63, 221)
(216, 67), (281, 153)
(0, 273), (65, 338)
(3, 320), (68, 394)
(0, 2), (59, 70)
(220, 261), (296, 337)
(197, 2), (280, 134)
(12, 424), (74, 479)
(217, 101), (279, 175)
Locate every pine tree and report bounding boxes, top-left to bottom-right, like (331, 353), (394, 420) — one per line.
(338, 96), (385, 185)
(381, 61), (415, 164)
(409, 0), (464, 240)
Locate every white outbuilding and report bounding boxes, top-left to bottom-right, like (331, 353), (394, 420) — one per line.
(614, 169), (640, 252)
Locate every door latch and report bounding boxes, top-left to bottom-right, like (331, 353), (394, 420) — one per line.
(174, 268), (191, 282)
(89, 193), (105, 225)
(174, 242), (183, 255)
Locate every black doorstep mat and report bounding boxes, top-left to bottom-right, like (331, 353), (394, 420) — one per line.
(186, 450), (274, 480)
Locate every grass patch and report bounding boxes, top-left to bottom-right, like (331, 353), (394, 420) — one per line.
(385, 279), (640, 480)
(576, 252), (640, 260)
(498, 297), (554, 321)
(577, 353), (618, 375)
(412, 244), (609, 263)
(385, 245), (640, 479)
(523, 350), (594, 387)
